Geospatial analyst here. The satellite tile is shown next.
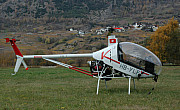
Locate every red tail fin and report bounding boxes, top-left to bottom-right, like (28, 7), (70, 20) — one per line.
(5, 38), (23, 57)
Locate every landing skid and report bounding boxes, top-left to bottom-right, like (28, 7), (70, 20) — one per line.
(96, 75), (133, 95)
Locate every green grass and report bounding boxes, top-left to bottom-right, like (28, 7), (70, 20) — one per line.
(0, 66), (179, 110)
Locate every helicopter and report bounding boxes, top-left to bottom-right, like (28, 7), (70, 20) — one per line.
(5, 28), (162, 95)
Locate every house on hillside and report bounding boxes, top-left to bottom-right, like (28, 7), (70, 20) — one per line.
(114, 27), (125, 32)
(78, 30), (85, 36)
(69, 28), (78, 33)
(96, 31), (103, 35)
(152, 25), (158, 32)
(96, 28), (107, 35)
(141, 23), (158, 32)
(106, 26), (112, 31)
(132, 22), (143, 30)
(69, 28), (73, 31)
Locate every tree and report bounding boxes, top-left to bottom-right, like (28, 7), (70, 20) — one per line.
(166, 28), (180, 64)
(147, 17), (179, 64)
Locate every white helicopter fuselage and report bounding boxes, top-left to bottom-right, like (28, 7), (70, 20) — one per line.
(93, 44), (154, 78)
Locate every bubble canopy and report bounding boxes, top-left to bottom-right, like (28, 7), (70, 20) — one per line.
(119, 42), (162, 75)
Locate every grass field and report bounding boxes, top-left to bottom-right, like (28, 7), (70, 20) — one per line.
(0, 66), (179, 110)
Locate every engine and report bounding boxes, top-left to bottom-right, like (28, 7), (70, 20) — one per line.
(88, 60), (118, 81)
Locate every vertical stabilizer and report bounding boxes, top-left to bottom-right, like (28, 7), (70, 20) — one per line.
(5, 38), (23, 57)
(108, 35), (118, 46)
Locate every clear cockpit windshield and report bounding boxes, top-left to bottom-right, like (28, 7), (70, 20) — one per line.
(118, 42), (162, 75)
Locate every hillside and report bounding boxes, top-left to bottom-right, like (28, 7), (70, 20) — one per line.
(0, 0), (180, 31)
(0, 0), (179, 67)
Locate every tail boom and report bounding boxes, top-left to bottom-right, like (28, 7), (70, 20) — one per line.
(23, 53), (93, 59)
(6, 38), (93, 75)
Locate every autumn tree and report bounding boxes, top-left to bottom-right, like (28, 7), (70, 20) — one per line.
(148, 17), (179, 64)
